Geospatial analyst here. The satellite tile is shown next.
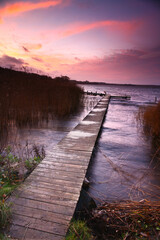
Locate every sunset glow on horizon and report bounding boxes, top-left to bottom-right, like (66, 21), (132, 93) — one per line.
(0, 0), (160, 85)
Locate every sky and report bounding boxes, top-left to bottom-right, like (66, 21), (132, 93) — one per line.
(0, 0), (160, 85)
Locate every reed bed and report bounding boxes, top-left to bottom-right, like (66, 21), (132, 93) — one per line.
(137, 102), (160, 150)
(0, 67), (84, 149)
(80, 147), (160, 239)
(89, 200), (160, 239)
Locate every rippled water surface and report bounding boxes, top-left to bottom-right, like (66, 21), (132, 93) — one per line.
(81, 84), (160, 202)
(3, 83), (160, 202)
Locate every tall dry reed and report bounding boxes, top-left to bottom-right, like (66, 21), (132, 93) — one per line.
(137, 102), (160, 143)
(0, 67), (84, 149)
(137, 102), (160, 165)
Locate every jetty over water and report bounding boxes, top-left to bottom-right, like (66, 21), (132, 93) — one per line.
(7, 95), (110, 239)
(84, 91), (131, 100)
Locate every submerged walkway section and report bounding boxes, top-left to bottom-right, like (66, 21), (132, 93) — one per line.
(7, 95), (110, 240)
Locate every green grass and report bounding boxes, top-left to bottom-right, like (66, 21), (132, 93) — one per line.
(0, 182), (18, 200)
(0, 233), (11, 240)
(0, 201), (11, 230)
(66, 220), (93, 240)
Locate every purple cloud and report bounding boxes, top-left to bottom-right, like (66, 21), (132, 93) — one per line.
(0, 54), (27, 68)
(32, 57), (43, 62)
(64, 48), (160, 85)
(22, 46), (30, 52)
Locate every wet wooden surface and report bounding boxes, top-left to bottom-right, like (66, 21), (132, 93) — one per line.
(7, 95), (110, 240)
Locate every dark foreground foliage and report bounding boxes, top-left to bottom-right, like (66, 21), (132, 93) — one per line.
(88, 200), (160, 240)
(137, 102), (160, 169)
(0, 67), (84, 148)
(137, 102), (160, 149)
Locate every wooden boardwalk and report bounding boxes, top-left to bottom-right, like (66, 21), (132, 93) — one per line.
(7, 95), (110, 240)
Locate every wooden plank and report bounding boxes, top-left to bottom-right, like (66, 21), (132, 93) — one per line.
(58, 138), (97, 152)
(9, 197), (75, 216)
(44, 156), (90, 166)
(25, 175), (82, 188)
(25, 179), (82, 194)
(48, 150), (92, 160)
(42, 158), (89, 167)
(37, 162), (87, 172)
(12, 205), (69, 225)
(47, 147), (92, 156)
(11, 214), (68, 236)
(14, 185), (80, 201)
(31, 168), (86, 180)
(45, 154), (90, 162)
(11, 185), (80, 203)
(9, 225), (63, 240)
(11, 189), (78, 207)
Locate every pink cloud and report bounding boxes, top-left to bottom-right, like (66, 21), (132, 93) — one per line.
(0, 0), (62, 21)
(32, 56), (43, 62)
(23, 43), (42, 51)
(59, 20), (141, 38)
(60, 49), (160, 84)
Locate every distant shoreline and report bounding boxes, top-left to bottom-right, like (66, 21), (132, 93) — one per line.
(72, 80), (160, 88)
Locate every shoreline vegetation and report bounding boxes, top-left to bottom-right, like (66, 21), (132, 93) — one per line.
(0, 67), (84, 150)
(66, 200), (160, 240)
(0, 144), (45, 236)
(137, 101), (160, 162)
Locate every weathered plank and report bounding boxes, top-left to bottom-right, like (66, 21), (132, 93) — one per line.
(25, 179), (82, 194)
(9, 197), (75, 216)
(12, 205), (70, 224)
(31, 168), (86, 180)
(11, 187), (79, 204)
(7, 95), (110, 239)
(11, 214), (68, 235)
(37, 162), (87, 172)
(11, 190), (78, 207)
(9, 225), (63, 240)
(15, 185), (80, 201)
(25, 175), (82, 188)
(40, 160), (88, 169)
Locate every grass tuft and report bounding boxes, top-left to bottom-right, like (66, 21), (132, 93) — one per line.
(66, 220), (93, 240)
(0, 201), (11, 230)
(0, 233), (11, 240)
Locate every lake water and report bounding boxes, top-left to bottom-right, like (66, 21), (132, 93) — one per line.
(80, 84), (160, 202)
(2, 83), (160, 202)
